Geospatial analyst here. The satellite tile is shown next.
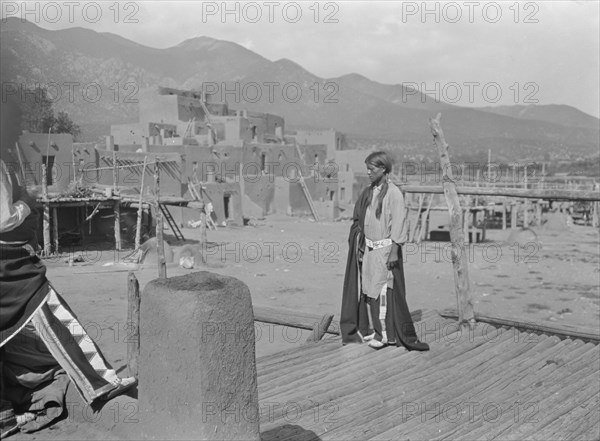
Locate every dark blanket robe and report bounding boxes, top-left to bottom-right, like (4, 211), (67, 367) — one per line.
(0, 164), (47, 347)
(0, 245), (48, 348)
(340, 187), (423, 350)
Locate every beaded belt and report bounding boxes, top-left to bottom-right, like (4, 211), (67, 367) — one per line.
(365, 238), (392, 250)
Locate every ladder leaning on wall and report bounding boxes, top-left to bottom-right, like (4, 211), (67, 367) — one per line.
(294, 143), (320, 222)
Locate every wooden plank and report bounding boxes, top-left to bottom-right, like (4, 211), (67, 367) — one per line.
(450, 342), (599, 441)
(429, 114), (475, 325)
(302, 337), (528, 440)
(398, 184), (600, 201)
(261, 331), (518, 433)
(96, 146), (181, 163)
(487, 367), (599, 441)
(405, 338), (572, 441)
(260, 321), (478, 398)
(533, 394), (599, 441)
(413, 338), (585, 440)
(352, 334), (560, 441)
(440, 308), (600, 343)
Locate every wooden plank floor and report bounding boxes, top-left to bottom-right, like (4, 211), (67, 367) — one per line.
(256, 310), (600, 441)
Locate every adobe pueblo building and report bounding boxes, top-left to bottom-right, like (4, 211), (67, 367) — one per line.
(104, 86), (361, 226)
(11, 85), (371, 252)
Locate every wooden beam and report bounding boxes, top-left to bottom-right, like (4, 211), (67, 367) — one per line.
(42, 164), (51, 256)
(127, 272), (140, 378)
(154, 161), (167, 279)
(439, 308), (600, 343)
(253, 305), (425, 337)
(52, 207), (59, 253)
(135, 156), (148, 250)
(114, 199), (121, 251)
(254, 305), (340, 335)
(429, 114), (475, 326)
(398, 184), (600, 201)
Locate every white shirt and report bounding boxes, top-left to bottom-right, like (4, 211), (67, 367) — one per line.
(0, 159), (31, 234)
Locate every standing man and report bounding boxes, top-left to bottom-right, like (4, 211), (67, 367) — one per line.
(340, 151), (429, 351)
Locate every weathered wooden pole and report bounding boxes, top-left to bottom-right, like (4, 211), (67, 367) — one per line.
(112, 150), (118, 195)
(511, 202), (518, 228)
(154, 160), (167, 279)
(419, 194), (434, 243)
(135, 156), (149, 250)
(463, 206), (470, 244)
(127, 272), (140, 378)
(429, 114), (475, 326)
(114, 199), (121, 251)
(52, 207), (59, 253)
(502, 202), (507, 230)
(410, 194), (424, 242)
(42, 164), (51, 256)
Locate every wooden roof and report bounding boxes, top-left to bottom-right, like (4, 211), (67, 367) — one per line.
(255, 309), (600, 440)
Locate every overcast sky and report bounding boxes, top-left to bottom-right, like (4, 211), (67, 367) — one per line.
(4, 1), (599, 117)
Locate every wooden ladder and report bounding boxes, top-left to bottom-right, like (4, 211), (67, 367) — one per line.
(294, 144), (320, 222)
(159, 203), (184, 241)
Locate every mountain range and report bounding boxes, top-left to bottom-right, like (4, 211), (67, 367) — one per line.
(1, 18), (598, 162)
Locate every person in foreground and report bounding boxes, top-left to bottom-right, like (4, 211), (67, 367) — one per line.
(0, 98), (136, 436)
(340, 151), (429, 351)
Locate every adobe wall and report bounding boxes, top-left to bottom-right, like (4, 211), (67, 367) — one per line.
(17, 133), (74, 192)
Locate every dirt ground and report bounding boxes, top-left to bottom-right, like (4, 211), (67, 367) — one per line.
(8, 213), (600, 440)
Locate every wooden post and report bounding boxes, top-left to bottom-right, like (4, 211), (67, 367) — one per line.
(52, 207), (59, 253)
(410, 194), (424, 242)
(593, 202), (599, 228)
(418, 195), (434, 243)
(114, 198), (121, 251)
(14, 141), (27, 185)
(523, 201), (530, 227)
(135, 156), (149, 249)
(511, 202), (518, 228)
(463, 207), (470, 244)
(429, 114), (475, 326)
(42, 164), (51, 256)
(127, 272), (140, 378)
(112, 151), (118, 195)
(536, 201), (543, 226)
(154, 160), (167, 279)
(502, 202), (507, 230)
(71, 145), (77, 185)
(306, 313), (334, 343)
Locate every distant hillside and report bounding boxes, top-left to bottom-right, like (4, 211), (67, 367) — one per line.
(1, 18), (598, 161)
(477, 104), (600, 130)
